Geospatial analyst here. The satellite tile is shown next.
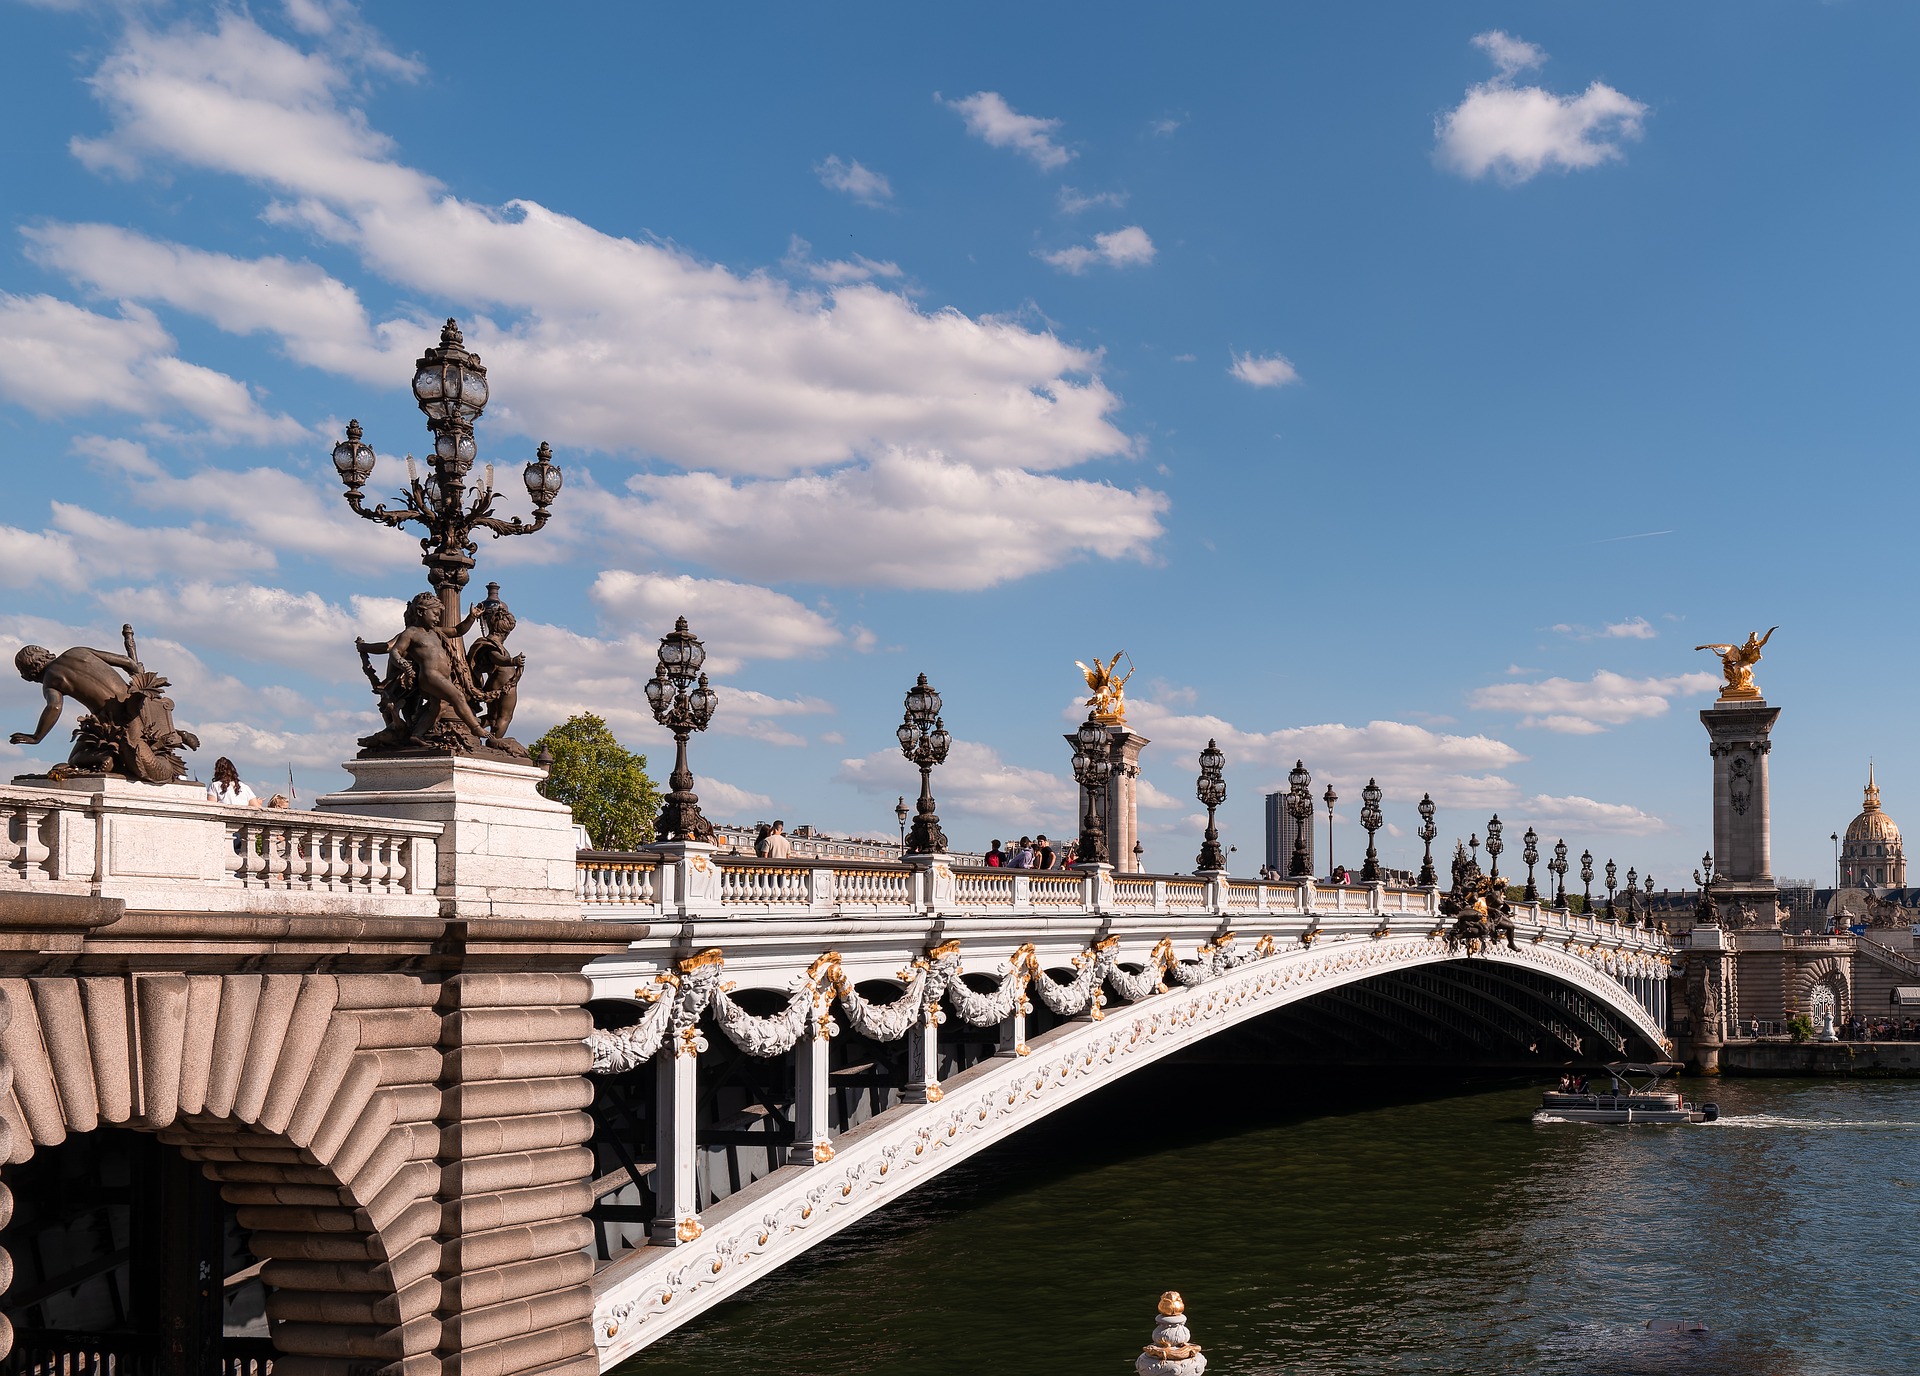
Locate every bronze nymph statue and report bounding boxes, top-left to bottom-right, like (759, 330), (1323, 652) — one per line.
(9, 624), (199, 783)
(355, 585), (531, 758)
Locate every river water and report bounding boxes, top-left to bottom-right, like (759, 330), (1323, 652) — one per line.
(617, 1066), (1920, 1376)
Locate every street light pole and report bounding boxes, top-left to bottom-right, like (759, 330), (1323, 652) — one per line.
(1194, 740), (1227, 873)
(897, 675), (951, 855)
(1323, 784), (1338, 879)
(1415, 793), (1438, 888)
(1359, 778), (1383, 883)
(645, 617), (719, 842)
(1286, 761), (1313, 878)
(1072, 714), (1113, 866)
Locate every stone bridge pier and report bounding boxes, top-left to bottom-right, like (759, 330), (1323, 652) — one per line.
(0, 764), (646, 1376)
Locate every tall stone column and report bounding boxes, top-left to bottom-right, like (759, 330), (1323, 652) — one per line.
(1701, 696), (1780, 909)
(1061, 728), (1150, 872)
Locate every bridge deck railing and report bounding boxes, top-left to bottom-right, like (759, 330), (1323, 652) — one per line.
(0, 780), (443, 914)
(576, 850), (1674, 951)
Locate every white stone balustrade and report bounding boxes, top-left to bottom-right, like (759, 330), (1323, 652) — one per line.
(0, 777), (442, 915)
(574, 851), (1676, 960)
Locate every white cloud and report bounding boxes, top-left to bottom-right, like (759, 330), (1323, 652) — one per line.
(781, 235), (903, 286)
(942, 91), (1072, 170)
(0, 527), (86, 590)
(1437, 34), (1647, 185)
(814, 155), (892, 207)
(51, 16), (1142, 506)
(838, 738), (1077, 836)
(1516, 793), (1666, 838)
(1058, 187), (1127, 214)
(615, 448), (1167, 590)
(109, 580), (395, 678)
(1121, 697), (1527, 811)
(1471, 30), (1546, 79)
(1040, 226), (1156, 274)
(1468, 670), (1719, 733)
(1229, 351), (1301, 389)
(1550, 616), (1658, 641)
(0, 294), (304, 442)
(697, 776), (776, 819)
(588, 570), (844, 673)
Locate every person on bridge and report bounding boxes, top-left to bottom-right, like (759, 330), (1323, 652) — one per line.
(764, 820), (792, 858)
(985, 840), (1005, 867)
(1035, 835), (1056, 870)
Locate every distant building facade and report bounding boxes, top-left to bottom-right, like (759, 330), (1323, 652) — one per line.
(1841, 764), (1906, 889)
(1264, 791), (1313, 876)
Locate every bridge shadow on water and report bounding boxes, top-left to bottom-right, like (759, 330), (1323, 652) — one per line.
(617, 1046), (1840, 1376)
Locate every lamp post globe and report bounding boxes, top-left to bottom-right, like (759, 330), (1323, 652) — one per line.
(898, 674), (951, 855)
(1194, 739), (1228, 873)
(648, 616), (719, 842)
(1073, 713), (1113, 866)
(1286, 761), (1313, 878)
(1323, 784), (1338, 880)
(1359, 778), (1384, 883)
(1415, 792), (1438, 888)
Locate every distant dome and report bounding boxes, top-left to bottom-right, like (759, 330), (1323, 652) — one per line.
(1841, 764), (1906, 888)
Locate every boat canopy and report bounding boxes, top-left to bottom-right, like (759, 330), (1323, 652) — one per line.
(1891, 986), (1920, 1007)
(1605, 1062), (1684, 1076)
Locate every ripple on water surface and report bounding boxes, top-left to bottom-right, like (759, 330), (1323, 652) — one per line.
(616, 1069), (1920, 1376)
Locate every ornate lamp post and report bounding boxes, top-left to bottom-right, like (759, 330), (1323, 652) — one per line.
(1625, 866), (1639, 925)
(1604, 859), (1619, 921)
(332, 320), (562, 633)
(1323, 784), (1339, 879)
(1468, 832), (1480, 867)
(1286, 761), (1313, 878)
(1520, 826), (1540, 903)
(1550, 839), (1569, 910)
(1644, 873), (1655, 928)
(1194, 739), (1227, 873)
(1133, 840), (1144, 868)
(894, 796), (909, 850)
(897, 674), (951, 854)
(1580, 849), (1594, 911)
(645, 617), (718, 841)
(1071, 713), (1113, 866)
(1359, 778), (1384, 883)
(1415, 793), (1438, 888)
(1485, 814), (1504, 880)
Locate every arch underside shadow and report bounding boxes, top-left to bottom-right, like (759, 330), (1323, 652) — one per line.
(591, 935), (1668, 1364)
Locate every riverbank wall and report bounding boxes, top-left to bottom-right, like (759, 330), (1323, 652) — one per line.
(1720, 1040), (1920, 1077)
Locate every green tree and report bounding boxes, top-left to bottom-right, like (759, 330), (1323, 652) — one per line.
(533, 714), (661, 850)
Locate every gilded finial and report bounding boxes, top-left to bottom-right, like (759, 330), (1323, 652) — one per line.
(1865, 760), (1881, 812)
(1694, 627), (1776, 701)
(1157, 1291), (1185, 1316)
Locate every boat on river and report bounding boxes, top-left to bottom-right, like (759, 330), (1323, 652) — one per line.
(1536, 1062), (1718, 1124)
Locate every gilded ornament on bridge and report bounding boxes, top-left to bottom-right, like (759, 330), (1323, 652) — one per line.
(1694, 627), (1775, 701)
(1076, 650), (1135, 725)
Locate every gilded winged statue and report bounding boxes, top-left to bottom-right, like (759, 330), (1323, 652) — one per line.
(1694, 627), (1776, 700)
(1076, 650), (1134, 724)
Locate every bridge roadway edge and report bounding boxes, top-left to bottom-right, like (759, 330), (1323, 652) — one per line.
(588, 931), (1667, 1365)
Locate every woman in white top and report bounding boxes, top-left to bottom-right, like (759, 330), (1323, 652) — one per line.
(207, 756), (261, 808)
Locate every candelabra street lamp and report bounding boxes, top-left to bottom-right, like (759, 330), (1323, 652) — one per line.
(1415, 793), (1438, 888)
(1580, 849), (1594, 911)
(1625, 866), (1639, 925)
(1286, 761), (1313, 878)
(1194, 739), (1228, 873)
(333, 320), (562, 633)
(1604, 859), (1618, 921)
(1550, 838), (1569, 910)
(894, 795), (909, 850)
(646, 617), (719, 842)
(1323, 784), (1339, 879)
(1485, 814), (1504, 880)
(1359, 778), (1384, 883)
(897, 674), (951, 854)
(1644, 873), (1655, 928)
(1072, 713), (1113, 866)
(1521, 826), (1540, 903)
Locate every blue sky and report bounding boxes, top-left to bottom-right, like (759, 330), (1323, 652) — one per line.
(0, 1), (1912, 885)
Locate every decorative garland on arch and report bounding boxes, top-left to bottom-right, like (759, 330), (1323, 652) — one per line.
(586, 931), (1275, 1073)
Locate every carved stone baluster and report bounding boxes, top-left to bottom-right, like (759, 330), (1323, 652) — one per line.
(386, 836), (409, 894)
(367, 834), (391, 891)
(12, 808), (49, 881)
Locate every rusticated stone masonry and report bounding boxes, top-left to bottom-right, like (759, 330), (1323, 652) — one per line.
(0, 891), (645, 1376)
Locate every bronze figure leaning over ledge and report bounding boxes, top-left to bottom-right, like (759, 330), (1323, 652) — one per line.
(10, 623), (200, 783)
(355, 584), (529, 759)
